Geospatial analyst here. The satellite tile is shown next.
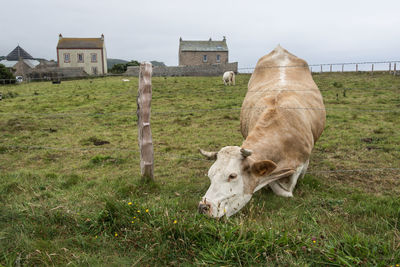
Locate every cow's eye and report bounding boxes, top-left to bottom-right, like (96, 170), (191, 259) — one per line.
(228, 173), (237, 180)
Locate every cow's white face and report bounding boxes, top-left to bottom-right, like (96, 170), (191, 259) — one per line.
(198, 146), (277, 218)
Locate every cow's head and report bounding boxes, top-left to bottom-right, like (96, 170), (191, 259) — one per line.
(198, 146), (277, 218)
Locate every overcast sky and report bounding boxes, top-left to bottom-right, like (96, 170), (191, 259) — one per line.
(1, 0), (399, 68)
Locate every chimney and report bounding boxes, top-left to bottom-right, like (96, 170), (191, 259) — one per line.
(223, 36), (226, 42)
(209, 37), (212, 41)
(179, 37), (182, 42)
(101, 34), (104, 40)
(59, 33), (63, 40)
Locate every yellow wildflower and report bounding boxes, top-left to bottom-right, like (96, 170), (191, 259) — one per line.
(145, 209), (149, 213)
(133, 216), (136, 219)
(312, 240), (316, 244)
(131, 221), (134, 224)
(128, 202), (132, 205)
(115, 233), (118, 237)
(137, 210), (141, 213)
(173, 220), (177, 224)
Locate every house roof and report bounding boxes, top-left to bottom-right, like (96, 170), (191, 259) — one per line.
(0, 60), (18, 67)
(6, 45), (34, 60)
(0, 59), (40, 68)
(179, 38), (228, 52)
(23, 59), (40, 68)
(57, 37), (105, 49)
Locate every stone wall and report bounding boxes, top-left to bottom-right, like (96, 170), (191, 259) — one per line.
(179, 51), (228, 66)
(28, 67), (88, 80)
(125, 62), (238, 77)
(13, 60), (33, 78)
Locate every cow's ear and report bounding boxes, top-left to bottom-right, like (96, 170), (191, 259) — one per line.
(250, 160), (277, 176)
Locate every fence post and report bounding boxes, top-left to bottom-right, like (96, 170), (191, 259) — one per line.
(394, 63), (397, 76)
(356, 64), (358, 72)
(137, 62), (154, 181)
(389, 62), (391, 74)
(342, 64), (344, 72)
(330, 65), (332, 72)
(371, 64), (374, 75)
(320, 65), (323, 73)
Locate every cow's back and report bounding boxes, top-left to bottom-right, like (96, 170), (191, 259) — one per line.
(240, 46), (325, 165)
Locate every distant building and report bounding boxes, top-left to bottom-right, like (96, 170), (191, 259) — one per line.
(179, 37), (229, 66)
(56, 34), (107, 75)
(0, 45), (40, 77)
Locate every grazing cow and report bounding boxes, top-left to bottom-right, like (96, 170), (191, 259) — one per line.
(223, 71), (235, 86)
(199, 45), (326, 218)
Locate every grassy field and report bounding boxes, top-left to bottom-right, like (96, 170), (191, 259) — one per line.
(0, 72), (400, 266)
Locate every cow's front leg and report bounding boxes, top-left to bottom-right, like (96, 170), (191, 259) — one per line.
(269, 160), (309, 197)
(269, 181), (294, 197)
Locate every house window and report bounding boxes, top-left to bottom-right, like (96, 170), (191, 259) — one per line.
(92, 67), (98, 75)
(64, 53), (70, 63)
(77, 53), (84, 63)
(91, 53), (97, 62)
(203, 55), (208, 62)
(216, 54), (221, 63)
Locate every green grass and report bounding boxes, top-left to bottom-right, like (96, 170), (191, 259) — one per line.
(0, 73), (400, 266)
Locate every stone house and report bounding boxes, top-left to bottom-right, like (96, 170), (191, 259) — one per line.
(56, 34), (107, 75)
(0, 45), (40, 77)
(179, 37), (229, 66)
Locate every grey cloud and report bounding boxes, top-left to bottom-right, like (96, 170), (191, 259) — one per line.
(1, 0), (399, 67)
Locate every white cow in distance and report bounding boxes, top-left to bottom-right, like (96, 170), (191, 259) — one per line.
(223, 71), (235, 86)
(199, 45), (326, 218)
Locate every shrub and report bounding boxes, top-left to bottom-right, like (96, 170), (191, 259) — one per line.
(0, 64), (15, 84)
(110, 60), (140, 74)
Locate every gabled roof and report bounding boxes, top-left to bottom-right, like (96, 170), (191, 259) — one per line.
(0, 59), (40, 68)
(6, 45), (34, 60)
(0, 60), (18, 67)
(57, 37), (105, 49)
(179, 38), (228, 52)
(23, 59), (40, 68)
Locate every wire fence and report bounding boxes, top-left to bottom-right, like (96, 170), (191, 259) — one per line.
(1, 145), (399, 176)
(0, 72), (129, 84)
(1, 60), (399, 176)
(1, 59), (400, 84)
(1, 105), (399, 118)
(2, 144), (399, 154)
(237, 60), (400, 74)
(238, 60), (400, 70)
(1, 85), (400, 102)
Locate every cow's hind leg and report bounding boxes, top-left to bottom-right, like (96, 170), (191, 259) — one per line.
(269, 160), (309, 197)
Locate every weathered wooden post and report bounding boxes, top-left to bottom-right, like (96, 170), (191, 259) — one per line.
(320, 65), (323, 73)
(330, 65), (332, 72)
(371, 64), (374, 75)
(394, 63), (397, 76)
(137, 62), (154, 181)
(356, 64), (358, 72)
(341, 64), (344, 72)
(389, 62), (392, 74)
